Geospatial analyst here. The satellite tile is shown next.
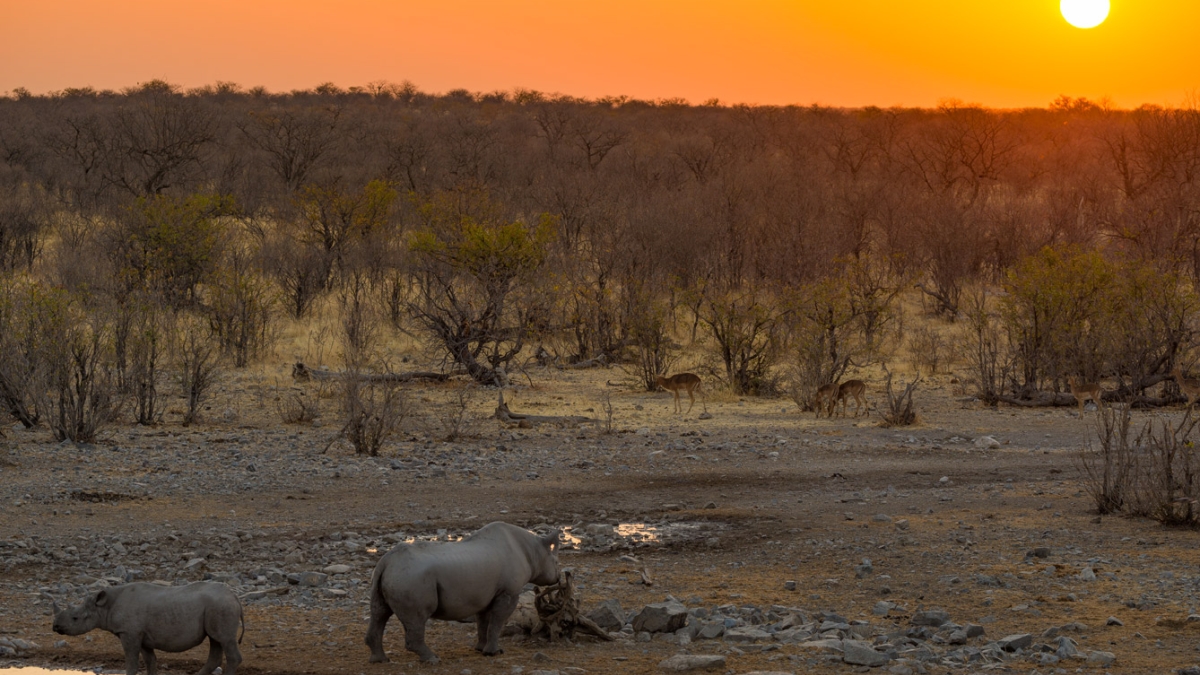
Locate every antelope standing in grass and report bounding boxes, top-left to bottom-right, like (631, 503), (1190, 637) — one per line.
(813, 383), (839, 418)
(1067, 375), (1104, 417)
(1173, 364), (1200, 409)
(656, 373), (705, 414)
(836, 379), (869, 418)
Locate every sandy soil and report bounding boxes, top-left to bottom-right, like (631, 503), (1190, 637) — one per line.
(3, 358), (1200, 675)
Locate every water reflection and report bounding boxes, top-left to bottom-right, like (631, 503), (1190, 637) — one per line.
(0, 669), (98, 675)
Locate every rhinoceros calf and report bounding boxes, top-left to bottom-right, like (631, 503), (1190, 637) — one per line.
(365, 521), (560, 664)
(51, 581), (243, 675)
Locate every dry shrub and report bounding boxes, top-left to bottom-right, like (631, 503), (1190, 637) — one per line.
(434, 384), (478, 442)
(1080, 406), (1200, 524)
(176, 315), (221, 426)
(338, 378), (407, 456)
(907, 324), (953, 374)
(880, 365), (921, 427)
(277, 392), (318, 424)
(1079, 404), (1138, 515)
(35, 309), (122, 443)
(1126, 412), (1200, 526)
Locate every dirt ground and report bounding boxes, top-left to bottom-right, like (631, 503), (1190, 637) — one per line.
(4, 356), (1200, 675)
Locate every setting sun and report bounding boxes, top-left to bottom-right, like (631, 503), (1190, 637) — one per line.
(1061, 0), (1110, 28)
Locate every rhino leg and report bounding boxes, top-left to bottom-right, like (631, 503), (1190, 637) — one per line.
(221, 639), (242, 675)
(196, 640), (222, 675)
(141, 647), (157, 675)
(364, 590), (394, 663)
(400, 617), (439, 664)
(479, 592), (519, 656)
(119, 634), (142, 675)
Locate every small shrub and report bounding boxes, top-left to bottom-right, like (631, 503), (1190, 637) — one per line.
(176, 316), (221, 426)
(1126, 411), (1200, 526)
(1078, 404), (1138, 515)
(338, 378), (407, 456)
(880, 365), (921, 427)
(907, 325), (950, 374)
(436, 384), (478, 442)
(277, 392), (318, 424)
(36, 313), (122, 443)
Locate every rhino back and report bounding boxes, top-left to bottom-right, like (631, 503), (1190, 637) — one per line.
(376, 525), (540, 621)
(105, 582), (238, 652)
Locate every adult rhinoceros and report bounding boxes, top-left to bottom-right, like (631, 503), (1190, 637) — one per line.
(365, 521), (560, 664)
(50, 581), (244, 675)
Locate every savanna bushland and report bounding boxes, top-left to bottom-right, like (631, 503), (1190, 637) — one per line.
(3, 81), (1200, 674)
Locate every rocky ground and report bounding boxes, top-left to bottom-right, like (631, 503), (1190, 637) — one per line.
(3, 362), (1200, 675)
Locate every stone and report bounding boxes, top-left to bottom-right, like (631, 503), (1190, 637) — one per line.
(911, 609), (950, 626)
(587, 599), (625, 630)
(1106, 616), (1124, 626)
(1087, 651), (1116, 666)
(696, 621), (725, 640)
(964, 623), (985, 638)
(657, 654), (725, 671)
(998, 633), (1032, 651)
(974, 436), (1001, 449)
(724, 626), (771, 643)
(322, 564), (352, 574)
(298, 571), (328, 587)
(855, 558), (874, 578)
(843, 639), (891, 667)
(1055, 636), (1079, 659)
(634, 600), (689, 633)
(1027, 547), (1051, 559)
(1078, 566), (1096, 581)
(783, 580), (797, 591)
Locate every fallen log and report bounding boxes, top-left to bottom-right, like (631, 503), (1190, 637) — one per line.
(292, 362), (454, 383)
(494, 391), (597, 427)
(996, 391), (1187, 409)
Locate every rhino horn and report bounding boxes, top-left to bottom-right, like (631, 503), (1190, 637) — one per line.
(41, 592), (59, 614)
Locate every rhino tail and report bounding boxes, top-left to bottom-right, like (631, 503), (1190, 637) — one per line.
(236, 594), (246, 644)
(368, 558), (386, 610)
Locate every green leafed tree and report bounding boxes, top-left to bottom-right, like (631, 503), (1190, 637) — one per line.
(405, 192), (557, 385)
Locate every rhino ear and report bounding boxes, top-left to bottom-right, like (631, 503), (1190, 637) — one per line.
(540, 529), (562, 551)
(94, 590), (110, 607)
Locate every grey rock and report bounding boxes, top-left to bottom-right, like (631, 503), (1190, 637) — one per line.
(587, 598), (625, 631)
(998, 633), (1032, 651)
(1078, 566), (1096, 581)
(1106, 616), (1124, 626)
(783, 580), (797, 591)
(657, 654), (725, 671)
(964, 623), (985, 638)
(843, 639), (891, 667)
(773, 628), (813, 644)
(724, 626), (771, 643)
(855, 558), (874, 578)
(634, 600), (689, 633)
(911, 609), (950, 626)
(322, 564), (352, 574)
(1087, 651), (1116, 666)
(696, 621), (725, 640)
(974, 436), (1001, 449)
(298, 571), (327, 587)
(1055, 636), (1079, 659)
(1027, 547), (1051, 559)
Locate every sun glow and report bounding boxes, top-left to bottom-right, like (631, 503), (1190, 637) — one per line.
(1061, 0), (1110, 28)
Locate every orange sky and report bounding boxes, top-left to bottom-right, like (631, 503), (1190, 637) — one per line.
(3, 0), (1198, 108)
